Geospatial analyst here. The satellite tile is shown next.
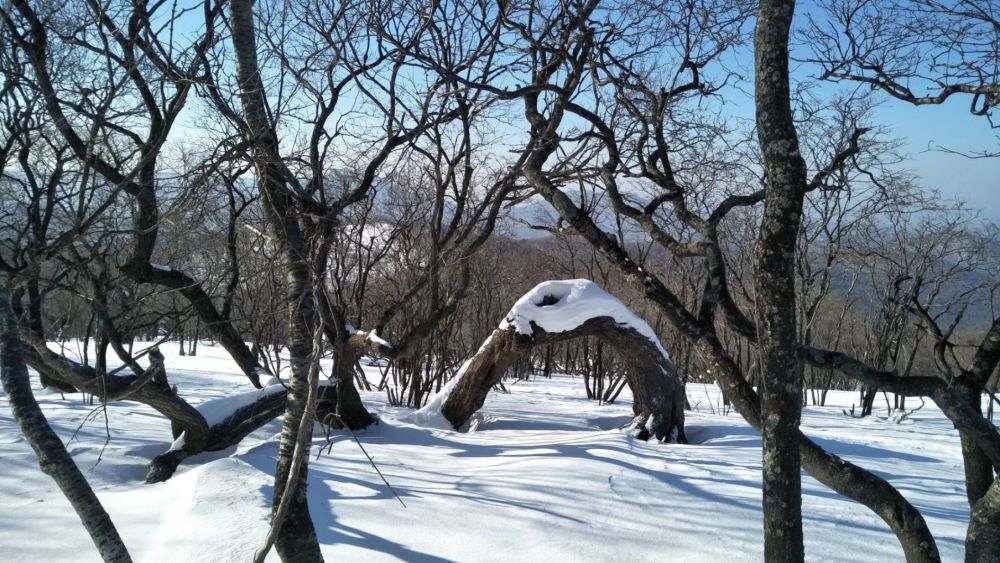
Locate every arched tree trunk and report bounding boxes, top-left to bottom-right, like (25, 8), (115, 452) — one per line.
(441, 320), (686, 442)
(422, 280), (686, 443)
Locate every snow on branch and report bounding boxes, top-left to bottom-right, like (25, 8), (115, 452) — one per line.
(499, 279), (670, 360)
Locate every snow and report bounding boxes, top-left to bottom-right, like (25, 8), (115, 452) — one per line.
(499, 279), (670, 360)
(261, 375), (283, 387)
(0, 341), (976, 561)
(348, 326), (394, 350)
(199, 384), (286, 427)
(150, 263), (172, 272)
(366, 330), (392, 349)
(169, 383), (287, 451)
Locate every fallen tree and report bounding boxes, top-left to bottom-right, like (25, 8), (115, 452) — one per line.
(416, 280), (687, 443)
(16, 332), (341, 483)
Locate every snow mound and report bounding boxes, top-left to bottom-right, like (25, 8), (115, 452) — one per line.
(499, 279), (669, 359)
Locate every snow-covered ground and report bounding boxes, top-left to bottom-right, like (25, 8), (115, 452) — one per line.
(0, 342), (972, 562)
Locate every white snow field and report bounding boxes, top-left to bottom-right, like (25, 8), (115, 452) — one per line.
(0, 342), (972, 562)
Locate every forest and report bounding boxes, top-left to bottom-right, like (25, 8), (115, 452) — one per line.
(1, 0), (999, 561)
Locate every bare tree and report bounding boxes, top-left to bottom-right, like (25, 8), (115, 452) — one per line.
(805, 0), (1000, 150)
(2, 1), (999, 561)
(396, 0), (952, 559)
(0, 0), (268, 385)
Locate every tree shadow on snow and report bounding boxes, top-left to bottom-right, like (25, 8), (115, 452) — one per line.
(239, 439), (457, 563)
(174, 409), (963, 560)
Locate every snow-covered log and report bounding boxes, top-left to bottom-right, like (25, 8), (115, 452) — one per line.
(16, 335), (341, 483)
(420, 280), (686, 442)
(145, 382), (340, 483)
(145, 385), (286, 483)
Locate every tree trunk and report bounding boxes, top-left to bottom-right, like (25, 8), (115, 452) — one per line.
(13, 277), (72, 392)
(957, 382), (994, 506)
(754, 0), (808, 558)
(961, 318), (1000, 508)
(861, 386), (878, 417)
(190, 321), (199, 357)
(317, 289), (374, 430)
(966, 476), (1000, 562)
(0, 290), (132, 562)
(697, 335), (940, 562)
(436, 310), (685, 443)
(228, 0), (323, 559)
(13, 338), (218, 482)
(12, 333), (338, 484)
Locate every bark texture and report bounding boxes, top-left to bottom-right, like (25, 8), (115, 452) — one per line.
(962, 318), (1000, 557)
(961, 318), (1000, 508)
(0, 290), (132, 562)
(441, 317), (686, 443)
(229, 0), (323, 559)
(957, 382), (994, 506)
(966, 477), (1000, 562)
(754, 0), (808, 559)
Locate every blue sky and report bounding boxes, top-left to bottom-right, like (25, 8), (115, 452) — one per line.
(704, 65), (998, 221)
(787, 1), (1000, 222)
(879, 101), (999, 220)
